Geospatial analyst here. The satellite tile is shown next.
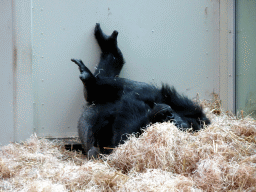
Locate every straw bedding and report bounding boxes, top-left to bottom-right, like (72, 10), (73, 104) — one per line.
(1, 105), (256, 191)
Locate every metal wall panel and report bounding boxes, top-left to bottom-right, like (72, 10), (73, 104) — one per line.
(0, 0), (14, 145)
(219, 0), (236, 113)
(31, 0), (220, 138)
(12, 0), (34, 142)
(236, 0), (256, 117)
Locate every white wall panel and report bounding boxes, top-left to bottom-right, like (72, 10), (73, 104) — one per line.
(0, 0), (14, 145)
(12, 0), (34, 142)
(31, 0), (219, 138)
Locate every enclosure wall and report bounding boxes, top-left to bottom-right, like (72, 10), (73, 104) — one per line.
(31, 0), (220, 139)
(236, 0), (256, 117)
(0, 0), (14, 145)
(1, 0), (224, 144)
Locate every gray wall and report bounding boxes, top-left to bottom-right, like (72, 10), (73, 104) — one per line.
(236, 1), (256, 117)
(1, 0), (222, 144)
(0, 0), (14, 145)
(32, 0), (220, 138)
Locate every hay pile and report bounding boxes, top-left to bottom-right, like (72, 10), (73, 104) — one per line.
(1, 110), (256, 191)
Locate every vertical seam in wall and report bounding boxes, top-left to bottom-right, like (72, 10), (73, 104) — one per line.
(228, 0), (236, 114)
(31, 0), (36, 134)
(219, 0), (221, 103)
(234, 0), (237, 115)
(12, 0), (17, 141)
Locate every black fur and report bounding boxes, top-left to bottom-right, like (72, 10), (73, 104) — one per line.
(71, 23), (210, 158)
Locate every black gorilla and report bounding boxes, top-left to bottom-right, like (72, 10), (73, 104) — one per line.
(71, 23), (210, 158)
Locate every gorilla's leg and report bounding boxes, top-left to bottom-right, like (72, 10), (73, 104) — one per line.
(94, 23), (125, 78)
(71, 59), (95, 85)
(71, 58), (97, 101)
(77, 105), (96, 157)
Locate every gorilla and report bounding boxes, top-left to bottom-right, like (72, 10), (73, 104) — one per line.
(71, 23), (210, 158)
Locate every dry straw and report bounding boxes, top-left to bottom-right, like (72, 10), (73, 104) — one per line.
(1, 102), (256, 191)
